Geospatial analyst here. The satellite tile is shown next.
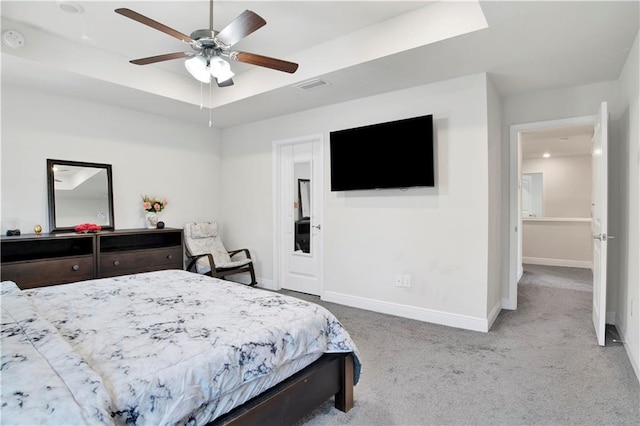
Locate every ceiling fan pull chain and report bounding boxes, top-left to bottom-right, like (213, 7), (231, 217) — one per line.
(208, 81), (212, 128)
(200, 82), (204, 109)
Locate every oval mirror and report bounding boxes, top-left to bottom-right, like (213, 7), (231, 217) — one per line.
(47, 159), (115, 232)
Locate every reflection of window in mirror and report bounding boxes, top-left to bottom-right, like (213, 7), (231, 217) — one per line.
(522, 173), (543, 217)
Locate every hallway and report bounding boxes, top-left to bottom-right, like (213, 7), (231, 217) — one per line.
(519, 263), (593, 292)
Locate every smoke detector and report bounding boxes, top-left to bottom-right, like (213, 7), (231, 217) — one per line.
(2, 30), (25, 49)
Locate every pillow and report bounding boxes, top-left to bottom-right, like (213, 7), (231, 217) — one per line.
(190, 222), (218, 239)
(1, 281), (21, 296)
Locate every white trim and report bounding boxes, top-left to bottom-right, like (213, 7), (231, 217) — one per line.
(322, 291), (492, 333)
(256, 277), (276, 291)
(272, 134), (324, 294)
(522, 217), (592, 223)
(509, 115), (596, 310)
(617, 312), (640, 381)
(487, 301), (502, 331)
(523, 257), (592, 269)
(501, 297), (511, 310)
(272, 142), (282, 290)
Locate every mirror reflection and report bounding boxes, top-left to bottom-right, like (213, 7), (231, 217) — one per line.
(47, 159), (114, 232)
(293, 144), (311, 254)
(521, 172), (543, 218)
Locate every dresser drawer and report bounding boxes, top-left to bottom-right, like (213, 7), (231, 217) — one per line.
(99, 246), (183, 277)
(1, 255), (94, 289)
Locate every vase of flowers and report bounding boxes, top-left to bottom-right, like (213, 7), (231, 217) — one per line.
(142, 195), (167, 229)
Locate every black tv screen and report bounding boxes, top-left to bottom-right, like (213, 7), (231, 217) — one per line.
(330, 114), (434, 191)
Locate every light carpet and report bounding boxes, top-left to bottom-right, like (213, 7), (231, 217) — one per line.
(281, 265), (639, 425)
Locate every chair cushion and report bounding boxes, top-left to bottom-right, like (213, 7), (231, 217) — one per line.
(217, 258), (253, 269)
(209, 236), (232, 265)
(190, 222), (218, 239)
(195, 257), (252, 274)
(185, 222), (241, 274)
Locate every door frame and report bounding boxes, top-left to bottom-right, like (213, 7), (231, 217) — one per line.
(507, 114), (597, 310)
(272, 133), (324, 292)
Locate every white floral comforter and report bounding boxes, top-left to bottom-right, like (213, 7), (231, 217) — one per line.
(1, 270), (361, 425)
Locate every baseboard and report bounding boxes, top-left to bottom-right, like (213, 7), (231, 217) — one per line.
(502, 296), (516, 310)
(322, 291), (491, 332)
(620, 327), (640, 383)
(227, 275), (275, 290)
(487, 300), (502, 330)
(523, 257), (592, 269)
(256, 277), (275, 290)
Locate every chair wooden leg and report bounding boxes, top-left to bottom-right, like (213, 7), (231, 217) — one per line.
(249, 266), (257, 286)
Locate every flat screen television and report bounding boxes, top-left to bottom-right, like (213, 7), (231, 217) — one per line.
(329, 114), (434, 191)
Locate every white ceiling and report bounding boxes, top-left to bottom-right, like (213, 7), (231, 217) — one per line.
(1, 1), (638, 129)
(520, 124), (594, 160)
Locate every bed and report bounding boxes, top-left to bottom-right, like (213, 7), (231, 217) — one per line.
(0, 270), (361, 425)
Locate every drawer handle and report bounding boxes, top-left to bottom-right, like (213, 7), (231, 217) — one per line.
(113, 260), (120, 266)
(166, 254), (173, 260)
(72, 264), (80, 271)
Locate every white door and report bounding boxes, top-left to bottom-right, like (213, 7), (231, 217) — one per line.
(592, 101), (608, 346)
(274, 136), (324, 295)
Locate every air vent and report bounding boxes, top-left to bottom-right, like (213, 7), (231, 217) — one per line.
(294, 78), (329, 91)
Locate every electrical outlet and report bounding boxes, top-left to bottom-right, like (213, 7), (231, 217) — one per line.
(394, 274), (403, 287)
(402, 275), (411, 288)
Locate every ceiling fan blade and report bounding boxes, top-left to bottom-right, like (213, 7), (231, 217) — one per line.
(215, 10), (266, 46)
(232, 52), (299, 73)
(130, 52), (191, 65)
(115, 8), (194, 43)
(216, 78), (235, 87)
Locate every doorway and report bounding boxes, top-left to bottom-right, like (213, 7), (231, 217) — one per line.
(519, 124), (594, 269)
(508, 102), (609, 346)
(509, 114), (597, 308)
(273, 134), (324, 296)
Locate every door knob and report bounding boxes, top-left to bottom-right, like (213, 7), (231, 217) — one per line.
(312, 224), (321, 230)
(592, 234), (614, 241)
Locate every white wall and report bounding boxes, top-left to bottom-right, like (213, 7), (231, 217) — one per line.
(522, 219), (592, 268)
(522, 155), (592, 217)
(615, 30), (640, 381)
(487, 75), (505, 324)
(1, 86), (222, 237)
(221, 73), (495, 331)
(521, 155), (593, 268)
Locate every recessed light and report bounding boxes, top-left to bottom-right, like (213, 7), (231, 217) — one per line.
(543, 152), (551, 158)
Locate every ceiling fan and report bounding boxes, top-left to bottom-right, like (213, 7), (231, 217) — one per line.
(115, 0), (299, 87)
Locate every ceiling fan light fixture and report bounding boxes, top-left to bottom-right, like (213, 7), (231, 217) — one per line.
(209, 57), (234, 83)
(185, 56), (211, 84)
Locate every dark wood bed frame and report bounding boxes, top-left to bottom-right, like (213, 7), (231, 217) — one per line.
(211, 353), (355, 425)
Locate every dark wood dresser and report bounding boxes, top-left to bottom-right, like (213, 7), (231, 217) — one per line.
(1, 228), (183, 289)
